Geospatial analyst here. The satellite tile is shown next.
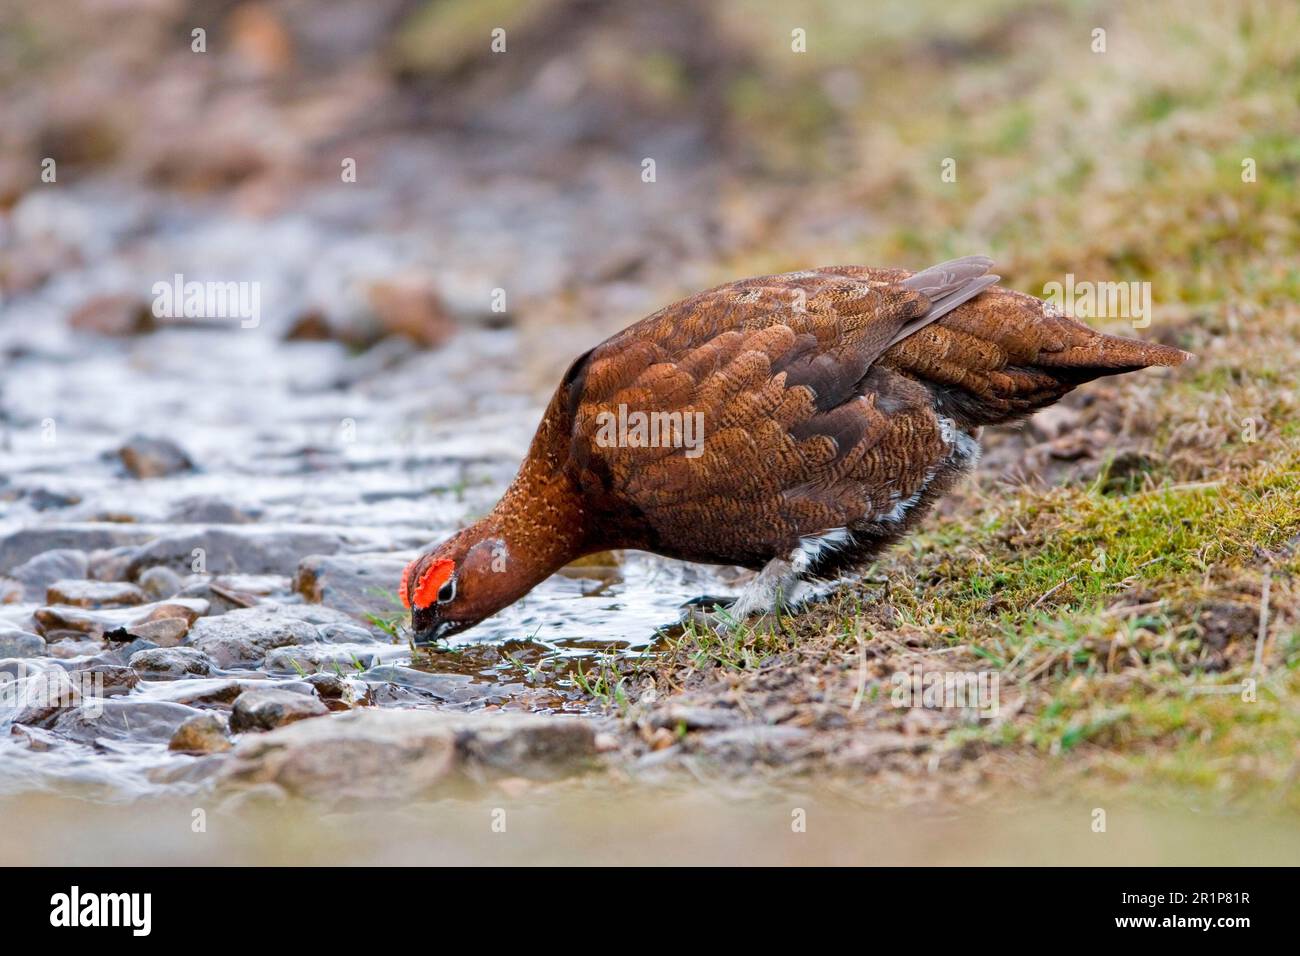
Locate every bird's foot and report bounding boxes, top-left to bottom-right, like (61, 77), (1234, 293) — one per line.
(680, 595), (738, 630)
(682, 557), (809, 634)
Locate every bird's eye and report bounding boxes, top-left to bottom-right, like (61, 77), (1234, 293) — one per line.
(437, 577), (456, 603)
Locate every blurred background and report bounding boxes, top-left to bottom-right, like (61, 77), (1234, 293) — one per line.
(1, 0), (1298, 862)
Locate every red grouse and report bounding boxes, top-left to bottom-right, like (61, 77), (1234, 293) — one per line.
(402, 257), (1188, 642)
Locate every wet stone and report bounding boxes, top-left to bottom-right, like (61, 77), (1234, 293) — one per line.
(21, 488), (81, 511)
(68, 292), (155, 336)
(264, 642), (406, 675)
(129, 646), (214, 679)
(304, 672), (346, 700)
(217, 709), (597, 804)
(0, 528), (153, 576)
(169, 712), (233, 753)
(166, 495), (258, 524)
(359, 664), (517, 704)
(32, 597), (208, 639)
(117, 434), (195, 479)
(53, 699), (203, 745)
(87, 547), (139, 583)
(183, 605), (324, 668)
(1, 666), (81, 729)
(46, 579), (148, 608)
(141, 678), (245, 707)
(137, 566), (183, 600)
(122, 618), (190, 647)
(294, 552), (411, 623)
(126, 527), (348, 579)
(0, 628), (45, 658)
(315, 622), (385, 645)
(62, 663), (140, 697)
(229, 688), (328, 733)
(45, 636), (107, 659)
(218, 709), (458, 802)
(8, 549), (88, 601)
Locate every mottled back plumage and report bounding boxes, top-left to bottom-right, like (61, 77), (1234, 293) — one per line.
(403, 257), (1189, 641)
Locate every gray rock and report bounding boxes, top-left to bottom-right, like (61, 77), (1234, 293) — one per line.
(359, 664), (512, 704)
(294, 552), (411, 622)
(137, 565), (183, 600)
(87, 546), (139, 582)
(218, 709), (597, 803)
(315, 621), (385, 645)
(119, 638), (160, 659)
(129, 646), (214, 679)
(229, 688), (328, 733)
(0, 527), (155, 575)
(219, 709), (458, 802)
(21, 487), (81, 511)
(305, 672), (346, 700)
(8, 549), (88, 600)
(32, 597), (208, 639)
(44, 635), (107, 659)
(145, 677), (314, 706)
(264, 642), (406, 675)
(141, 678), (245, 706)
(117, 434), (195, 478)
(166, 495), (258, 524)
(62, 663), (139, 697)
(169, 712), (233, 753)
(122, 617), (189, 647)
(126, 527), (348, 579)
(0, 628), (45, 658)
(1, 664), (80, 728)
(456, 713), (600, 779)
(45, 579), (147, 608)
(53, 698), (203, 744)
(184, 605), (323, 668)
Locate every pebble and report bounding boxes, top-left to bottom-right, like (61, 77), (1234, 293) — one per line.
(264, 642), (406, 675)
(8, 549), (88, 602)
(137, 566), (183, 600)
(184, 605), (324, 668)
(229, 687), (328, 733)
(87, 547), (139, 582)
(53, 698), (203, 744)
(117, 434), (195, 478)
(126, 527), (347, 579)
(169, 712), (233, 753)
(45, 579), (148, 608)
(129, 646), (215, 679)
(217, 709), (597, 803)
(32, 597), (208, 639)
(0, 628), (46, 658)
(293, 551), (411, 623)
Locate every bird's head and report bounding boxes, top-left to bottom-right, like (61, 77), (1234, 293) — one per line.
(400, 532), (516, 645)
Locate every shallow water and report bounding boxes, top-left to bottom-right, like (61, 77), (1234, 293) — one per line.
(0, 185), (731, 800)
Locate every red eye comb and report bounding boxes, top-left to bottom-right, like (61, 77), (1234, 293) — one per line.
(401, 557), (454, 609)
